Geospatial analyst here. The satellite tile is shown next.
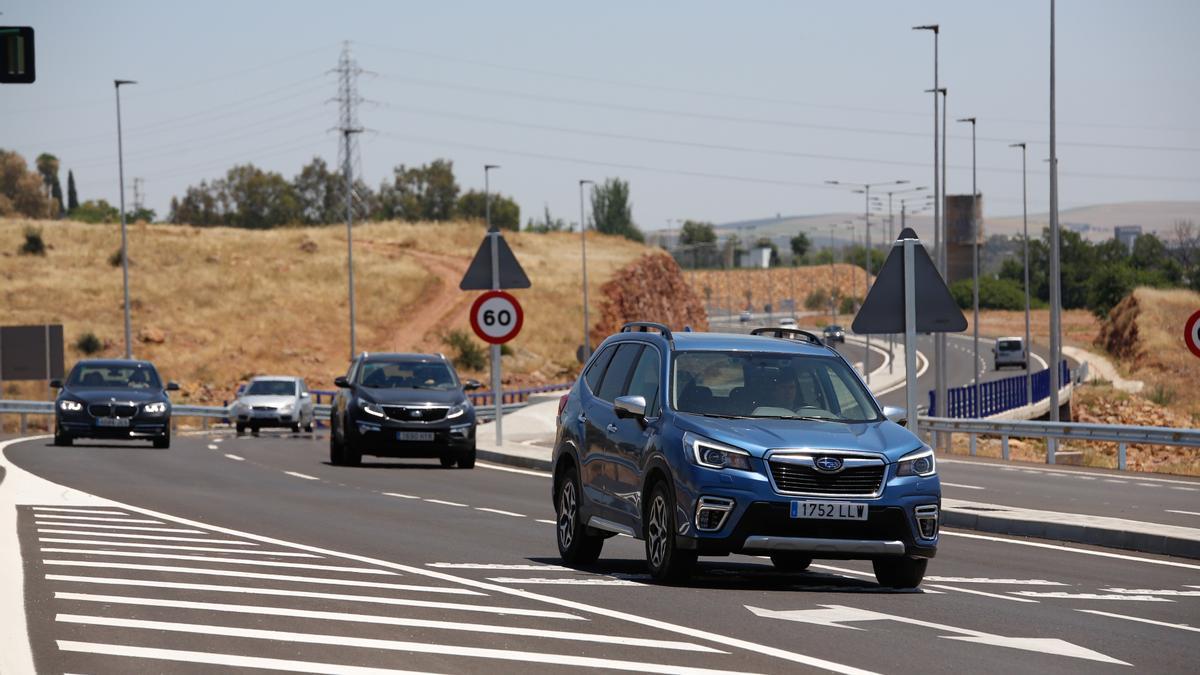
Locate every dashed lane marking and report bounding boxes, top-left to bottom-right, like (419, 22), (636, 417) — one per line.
(926, 584), (1038, 603)
(224, 454), (244, 461)
(1103, 588), (1200, 597)
(39, 549), (395, 574)
(55, 619), (747, 674)
(37, 529), (258, 545)
(924, 577), (1066, 585)
(1076, 610), (1200, 634)
(535, 519), (556, 525)
(38, 539), (319, 556)
(941, 482), (986, 490)
(32, 521), (204, 534)
(284, 471), (319, 480)
(1171, 486), (1199, 492)
(475, 507), (526, 517)
(383, 492), (419, 499)
(57, 596), (717, 652)
(430, 563), (572, 571)
(488, 577), (646, 586)
(207, 444), (218, 450)
(55, 641), (433, 675)
(1166, 509), (1200, 516)
(424, 499), (467, 507)
(941, 530), (1200, 570)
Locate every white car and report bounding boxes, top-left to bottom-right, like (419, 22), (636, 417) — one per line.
(778, 317), (797, 328)
(992, 337), (1028, 370)
(232, 376), (315, 434)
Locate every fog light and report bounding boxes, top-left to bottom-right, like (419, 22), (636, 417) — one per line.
(915, 505), (939, 539)
(357, 422), (381, 435)
(695, 496), (734, 532)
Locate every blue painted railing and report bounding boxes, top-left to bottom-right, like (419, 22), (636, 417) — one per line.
(929, 361), (1069, 419)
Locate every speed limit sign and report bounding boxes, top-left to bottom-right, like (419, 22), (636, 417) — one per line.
(470, 290), (524, 344)
(1186, 309), (1200, 359)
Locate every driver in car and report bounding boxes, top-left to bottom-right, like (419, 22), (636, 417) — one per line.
(762, 369), (799, 411)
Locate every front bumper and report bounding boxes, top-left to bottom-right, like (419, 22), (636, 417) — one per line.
(237, 412), (299, 427)
(57, 414), (169, 440)
(347, 414), (475, 457)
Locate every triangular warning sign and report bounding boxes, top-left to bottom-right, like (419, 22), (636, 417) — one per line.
(851, 227), (967, 334)
(459, 230), (532, 290)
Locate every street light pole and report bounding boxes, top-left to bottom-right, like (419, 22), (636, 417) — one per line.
(1048, 0), (1063, 462)
(958, 117), (979, 420)
(1011, 143), (1033, 407)
(484, 164), (502, 445)
(578, 179), (594, 361)
(828, 223), (837, 324)
(914, 24), (945, 433)
(343, 127), (363, 361)
(114, 79), (137, 359)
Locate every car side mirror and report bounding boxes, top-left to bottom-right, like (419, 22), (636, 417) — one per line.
(882, 405), (907, 427)
(614, 395), (647, 420)
(166, 382), (180, 391)
(49, 379), (62, 389)
(462, 379), (483, 391)
(334, 376), (350, 388)
(300, 391), (310, 398)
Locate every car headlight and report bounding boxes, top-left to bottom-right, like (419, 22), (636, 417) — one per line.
(357, 399), (385, 418)
(59, 400), (83, 412)
(896, 446), (936, 477)
(143, 402), (168, 415)
(279, 403), (294, 413)
(446, 403), (468, 419)
(684, 431), (753, 471)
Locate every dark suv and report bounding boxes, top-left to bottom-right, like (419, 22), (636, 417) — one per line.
(329, 353), (480, 468)
(552, 323), (940, 587)
(52, 359), (179, 449)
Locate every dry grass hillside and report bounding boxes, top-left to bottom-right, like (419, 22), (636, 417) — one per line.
(0, 218), (647, 409)
(687, 264), (871, 315)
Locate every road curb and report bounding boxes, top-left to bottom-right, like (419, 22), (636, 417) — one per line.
(942, 508), (1200, 560)
(476, 447), (552, 472)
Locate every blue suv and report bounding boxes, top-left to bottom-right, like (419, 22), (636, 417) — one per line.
(552, 323), (940, 587)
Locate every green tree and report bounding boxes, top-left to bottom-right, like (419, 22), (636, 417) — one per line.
(790, 232), (811, 262)
(292, 157), (343, 225)
(220, 164), (300, 229)
(950, 276), (1030, 311)
(590, 177), (643, 242)
(679, 220), (716, 246)
(376, 159), (459, 222)
(71, 199), (120, 223)
(525, 205), (570, 233)
(0, 149), (56, 218)
(66, 169), (79, 212)
(457, 189), (520, 231)
(35, 153), (63, 216)
(169, 182), (222, 226)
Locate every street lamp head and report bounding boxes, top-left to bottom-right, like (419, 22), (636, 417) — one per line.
(579, 179), (593, 186)
(485, 164), (500, 172)
(892, 180), (910, 186)
(925, 87), (946, 95)
(1009, 142), (1026, 149)
(824, 180), (840, 186)
(912, 24), (939, 33)
(114, 79), (137, 87)
(956, 117), (976, 124)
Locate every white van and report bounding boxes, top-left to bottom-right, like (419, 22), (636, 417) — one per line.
(992, 337), (1027, 370)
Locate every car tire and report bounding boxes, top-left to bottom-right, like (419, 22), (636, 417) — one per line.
(342, 431), (362, 467)
(457, 443), (476, 469)
(644, 480), (696, 583)
(153, 433), (170, 449)
(236, 423), (245, 435)
(872, 557), (928, 589)
(329, 421), (346, 465)
(291, 423), (300, 433)
(304, 419), (314, 433)
(555, 465), (604, 565)
(53, 428), (73, 447)
(439, 453), (456, 468)
(769, 552), (813, 572)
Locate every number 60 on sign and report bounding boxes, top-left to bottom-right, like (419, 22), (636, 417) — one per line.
(470, 290), (524, 345)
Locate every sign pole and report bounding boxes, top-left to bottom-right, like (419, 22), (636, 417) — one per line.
(485, 165), (502, 446)
(903, 238), (919, 438)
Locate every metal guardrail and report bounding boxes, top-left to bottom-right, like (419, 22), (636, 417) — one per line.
(919, 415), (1200, 469)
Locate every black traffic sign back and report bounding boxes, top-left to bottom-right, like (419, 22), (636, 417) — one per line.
(851, 227), (967, 334)
(459, 230), (531, 290)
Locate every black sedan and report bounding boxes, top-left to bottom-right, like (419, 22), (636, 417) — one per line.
(52, 359), (179, 448)
(329, 353), (481, 468)
(823, 324), (846, 344)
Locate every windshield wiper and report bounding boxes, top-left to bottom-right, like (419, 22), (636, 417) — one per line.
(691, 412), (755, 419)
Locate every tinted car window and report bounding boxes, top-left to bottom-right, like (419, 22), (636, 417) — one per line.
(596, 344), (643, 403)
(246, 380), (295, 396)
(583, 345), (616, 394)
(625, 347), (661, 417)
(998, 340), (1022, 351)
(358, 361), (458, 390)
(68, 364), (161, 389)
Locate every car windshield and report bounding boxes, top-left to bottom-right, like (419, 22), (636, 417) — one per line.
(245, 380), (295, 396)
(672, 351), (880, 422)
(358, 361), (458, 390)
(826, 325), (842, 332)
(998, 340), (1022, 351)
(68, 364), (161, 390)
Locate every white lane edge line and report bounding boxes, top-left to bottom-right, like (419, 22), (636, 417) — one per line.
(474, 507), (526, 518)
(926, 584), (1038, 603)
(383, 492), (419, 499)
(1076, 609), (1200, 633)
(284, 471), (319, 481)
(54, 641), (439, 675)
(941, 530), (1200, 570)
(31, 507), (127, 515)
(44, 574), (489, 599)
(941, 482), (986, 491)
(30, 521), (202, 533)
(37, 539), (319, 557)
(424, 499), (467, 507)
(1166, 509), (1200, 516)
(224, 454), (245, 461)
(39, 550), (396, 574)
(36, 529), (258, 545)
(31, 515), (163, 523)
(477, 461), (552, 478)
(535, 519), (556, 525)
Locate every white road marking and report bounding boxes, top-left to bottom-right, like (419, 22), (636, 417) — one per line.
(224, 454), (244, 461)
(424, 498), (467, 507)
(1166, 509), (1200, 516)
(1075, 476), (1097, 480)
(942, 530), (1200, 570)
(1170, 486), (1199, 492)
(41, 561), (424, 588)
(430, 563), (570, 571)
(57, 598), (715, 652)
(383, 492), (419, 499)
(206, 444), (218, 450)
(1103, 479), (1127, 484)
(938, 458), (1200, 486)
(1011, 592), (1172, 602)
(1103, 588), (1200, 597)
(941, 482), (986, 491)
(39, 549), (394, 574)
(1136, 483), (1159, 487)
(924, 577), (1067, 586)
(926, 584), (1038, 603)
(31, 507), (127, 516)
(38, 539), (319, 557)
(478, 461), (552, 478)
(56, 620), (746, 674)
(489, 577), (645, 586)
(32, 521), (202, 534)
(30, 514), (162, 524)
(45, 574), (486, 600)
(55, 641), (439, 675)
(1078, 609), (1200, 633)
(535, 519), (556, 525)
(284, 471), (318, 480)
(37, 529), (258, 545)
(213, 438), (223, 444)
(475, 507), (526, 517)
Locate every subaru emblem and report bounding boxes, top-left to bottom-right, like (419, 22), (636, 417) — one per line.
(409, 409), (422, 418)
(814, 456), (844, 473)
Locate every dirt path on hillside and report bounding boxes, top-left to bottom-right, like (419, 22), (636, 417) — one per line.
(390, 249), (474, 352)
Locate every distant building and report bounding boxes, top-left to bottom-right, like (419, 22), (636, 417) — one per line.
(749, 246), (772, 269)
(945, 194), (984, 285)
(1114, 225), (1142, 252)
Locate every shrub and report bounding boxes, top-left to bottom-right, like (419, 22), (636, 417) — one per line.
(804, 288), (829, 311)
(19, 226), (46, 255)
(1147, 383), (1175, 406)
(445, 329), (487, 372)
(109, 248), (125, 267)
(75, 332), (103, 355)
(839, 296), (859, 315)
(950, 276), (1028, 311)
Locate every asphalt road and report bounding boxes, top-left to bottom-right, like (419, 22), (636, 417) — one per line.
(6, 432), (1198, 674)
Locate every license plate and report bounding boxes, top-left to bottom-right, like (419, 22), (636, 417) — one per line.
(96, 418), (130, 428)
(790, 500), (868, 520)
(397, 431), (435, 442)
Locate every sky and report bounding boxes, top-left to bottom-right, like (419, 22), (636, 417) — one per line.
(4, 0), (1199, 231)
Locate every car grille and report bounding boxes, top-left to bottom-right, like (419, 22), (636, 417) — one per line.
(88, 404), (138, 418)
(768, 461), (885, 496)
(382, 406), (448, 422)
(252, 405), (276, 411)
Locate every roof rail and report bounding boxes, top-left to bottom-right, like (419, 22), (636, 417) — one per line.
(621, 322), (673, 342)
(750, 327), (826, 347)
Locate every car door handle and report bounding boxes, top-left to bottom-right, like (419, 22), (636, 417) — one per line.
(606, 424), (619, 433)
(577, 413), (587, 423)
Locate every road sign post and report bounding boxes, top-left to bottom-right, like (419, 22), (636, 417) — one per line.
(903, 239), (919, 437)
